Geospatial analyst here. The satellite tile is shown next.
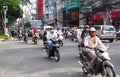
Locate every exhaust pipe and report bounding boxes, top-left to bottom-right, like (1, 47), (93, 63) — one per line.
(78, 61), (84, 67)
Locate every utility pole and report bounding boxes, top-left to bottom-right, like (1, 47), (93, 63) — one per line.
(103, 0), (111, 25)
(54, 0), (57, 27)
(3, 5), (8, 35)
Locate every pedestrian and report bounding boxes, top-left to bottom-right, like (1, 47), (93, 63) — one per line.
(11, 27), (15, 38)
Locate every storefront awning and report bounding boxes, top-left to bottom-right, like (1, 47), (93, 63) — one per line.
(91, 13), (103, 21)
(111, 11), (120, 20)
(92, 11), (120, 21)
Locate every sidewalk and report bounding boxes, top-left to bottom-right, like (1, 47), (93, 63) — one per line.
(0, 37), (18, 42)
(0, 39), (4, 41)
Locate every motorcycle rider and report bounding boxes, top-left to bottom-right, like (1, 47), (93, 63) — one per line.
(46, 30), (58, 53)
(56, 28), (64, 44)
(18, 27), (22, 40)
(43, 28), (50, 45)
(56, 28), (63, 37)
(23, 27), (28, 36)
(78, 26), (89, 48)
(32, 27), (39, 41)
(84, 27), (109, 69)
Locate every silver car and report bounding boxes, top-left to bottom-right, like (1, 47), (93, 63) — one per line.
(94, 25), (116, 42)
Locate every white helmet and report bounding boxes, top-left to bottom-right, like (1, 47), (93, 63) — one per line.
(90, 27), (96, 31)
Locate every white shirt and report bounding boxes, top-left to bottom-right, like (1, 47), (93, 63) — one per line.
(56, 30), (63, 35)
(84, 36), (107, 54)
(46, 31), (57, 40)
(76, 29), (82, 39)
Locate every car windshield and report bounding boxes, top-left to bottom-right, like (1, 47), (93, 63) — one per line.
(103, 26), (115, 31)
(94, 26), (100, 30)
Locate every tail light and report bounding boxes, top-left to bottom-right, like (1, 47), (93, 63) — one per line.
(101, 30), (104, 35)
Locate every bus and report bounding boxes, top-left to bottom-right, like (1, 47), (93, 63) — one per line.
(30, 20), (43, 29)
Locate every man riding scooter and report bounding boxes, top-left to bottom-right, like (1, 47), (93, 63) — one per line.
(32, 27), (39, 43)
(83, 27), (109, 69)
(46, 30), (58, 54)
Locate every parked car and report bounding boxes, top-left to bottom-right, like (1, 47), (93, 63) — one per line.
(94, 25), (116, 42)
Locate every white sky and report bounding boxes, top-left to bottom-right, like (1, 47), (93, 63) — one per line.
(20, 0), (37, 18)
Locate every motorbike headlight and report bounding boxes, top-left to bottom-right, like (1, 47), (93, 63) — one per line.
(102, 52), (110, 60)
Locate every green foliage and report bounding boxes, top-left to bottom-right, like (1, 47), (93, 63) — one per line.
(0, 32), (4, 39)
(0, 0), (22, 26)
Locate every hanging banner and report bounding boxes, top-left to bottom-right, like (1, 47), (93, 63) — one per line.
(37, 0), (43, 20)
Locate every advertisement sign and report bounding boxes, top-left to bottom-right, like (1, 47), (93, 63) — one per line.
(71, 11), (79, 21)
(66, 0), (80, 13)
(37, 0), (43, 20)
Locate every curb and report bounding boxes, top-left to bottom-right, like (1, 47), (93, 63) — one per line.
(0, 39), (4, 41)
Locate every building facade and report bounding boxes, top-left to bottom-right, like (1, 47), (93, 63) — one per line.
(78, 0), (120, 27)
(43, 0), (65, 28)
(37, 0), (43, 20)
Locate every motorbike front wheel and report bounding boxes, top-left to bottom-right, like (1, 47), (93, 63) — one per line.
(102, 66), (116, 77)
(24, 37), (27, 43)
(34, 37), (37, 44)
(82, 66), (88, 74)
(54, 48), (60, 62)
(19, 36), (22, 41)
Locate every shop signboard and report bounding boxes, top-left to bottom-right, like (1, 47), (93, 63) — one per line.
(80, 6), (92, 13)
(66, 0), (80, 14)
(37, 0), (43, 20)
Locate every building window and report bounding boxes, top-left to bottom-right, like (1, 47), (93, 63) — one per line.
(46, 6), (49, 11)
(46, 14), (49, 20)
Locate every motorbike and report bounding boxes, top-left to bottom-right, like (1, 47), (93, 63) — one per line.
(58, 39), (64, 47)
(18, 30), (22, 41)
(24, 33), (28, 43)
(45, 39), (60, 62)
(64, 32), (68, 39)
(78, 47), (116, 77)
(33, 33), (39, 44)
(18, 34), (22, 41)
(58, 34), (64, 47)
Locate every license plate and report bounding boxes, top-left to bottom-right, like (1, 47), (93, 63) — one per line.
(105, 32), (113, 35)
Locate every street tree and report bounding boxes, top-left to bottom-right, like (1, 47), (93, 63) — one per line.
(0, 0), (22, 33)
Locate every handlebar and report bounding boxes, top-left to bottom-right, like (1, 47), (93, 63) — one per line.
(94, 47), (104, 53)
(50, 38), (58, 41)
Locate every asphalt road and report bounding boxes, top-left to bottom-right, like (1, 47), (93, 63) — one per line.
(0, 39), (120, 77)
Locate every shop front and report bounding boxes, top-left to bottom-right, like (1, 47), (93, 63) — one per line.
(91, 11), (120, 27)
(91, 13), (103, 25)
(65, 0), (80, 27)
(111, 11), (120, 29)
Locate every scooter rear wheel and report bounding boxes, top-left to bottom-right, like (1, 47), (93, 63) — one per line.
(34, 37), (37, 44)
